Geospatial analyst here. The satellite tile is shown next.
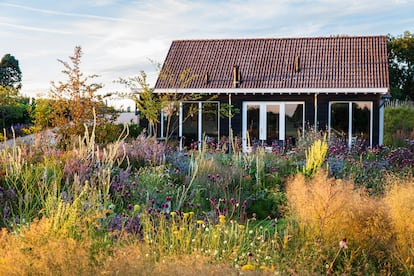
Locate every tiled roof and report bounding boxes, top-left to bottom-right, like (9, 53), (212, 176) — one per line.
(155, 36), (389, 90)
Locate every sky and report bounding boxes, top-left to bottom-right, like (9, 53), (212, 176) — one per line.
(0, 0), (413, 109)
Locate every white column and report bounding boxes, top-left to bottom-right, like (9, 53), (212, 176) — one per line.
(348, 102), (353, 148)
(160, 109), (164, 139)
(198, 101), (202, 150)
(379, 103), (384, 145)
(228, 94), (232, 154)
(314, 93), (318, 132)
(280, 103), (286, 142)
(179, 102), (183, 151)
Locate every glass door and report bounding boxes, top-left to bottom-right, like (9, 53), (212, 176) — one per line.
(242, 102), (304, 150)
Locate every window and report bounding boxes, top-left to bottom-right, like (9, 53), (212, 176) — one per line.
(242, 102), (304, 149)
(176, 101), (220, 149)
(329, 101), (372, 147)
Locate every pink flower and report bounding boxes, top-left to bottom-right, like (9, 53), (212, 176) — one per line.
(339, 238), (348, 249)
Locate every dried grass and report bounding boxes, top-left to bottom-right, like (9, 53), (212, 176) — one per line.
(286, 171), (393, 269)
(384, 175), (414, 270)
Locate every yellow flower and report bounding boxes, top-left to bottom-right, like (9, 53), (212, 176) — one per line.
(133, 204), (140, 213)
(241, 264), (255, 271)
(170, 211), (177, 217)
(183, 212), (189, 219)
(238, 224), (245, 230)
(259, 265), (274, 271)
(196, 220), (204, 225)
(219, 215), (226, 224)
(189, 211), (195, 216)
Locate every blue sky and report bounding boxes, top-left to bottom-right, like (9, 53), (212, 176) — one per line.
(1, 0), (413, 106)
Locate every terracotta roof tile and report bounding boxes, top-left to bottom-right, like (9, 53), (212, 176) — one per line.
(155, 36), (389, 90)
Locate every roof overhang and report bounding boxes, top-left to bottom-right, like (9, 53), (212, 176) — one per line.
(154, 88), (389, 95)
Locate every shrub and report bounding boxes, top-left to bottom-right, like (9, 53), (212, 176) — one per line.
(384, 105), (414, 146)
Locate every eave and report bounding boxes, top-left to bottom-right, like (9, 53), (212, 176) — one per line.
(154, 87), (389, 95)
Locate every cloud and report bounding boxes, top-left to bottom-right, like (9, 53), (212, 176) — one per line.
(0, 21), (73, 35)
(0, 2), (133, 22)
(2, 0), (413, 99)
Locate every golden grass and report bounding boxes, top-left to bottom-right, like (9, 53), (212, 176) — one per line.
(0, 219), (95, 276)
(101, 243), (239, 276)
(286, 171), (393, 270)
(0, 220), (240, 276)
(384, 175), (414, 270)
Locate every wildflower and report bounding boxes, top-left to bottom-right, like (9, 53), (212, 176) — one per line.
(339, 237), (348, 249)
(133, 204), (140, 213)
(259, 265), (269, 271)
(170, 211), (177, 217)
(196, 220), (204, 225)
(189, 211), (195, 216)
(238, 224), (245, 230)
(219, 214), (226, 224)
(241, 264), (255, 271)
(183, 212), (189, 219)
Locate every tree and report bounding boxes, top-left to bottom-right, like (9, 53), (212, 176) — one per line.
(28, 98), (54, 131)
(0, 54), (22, 90)
(49, 46), (117, 147)
(388, 31), (414, 100)
(0, 86), (21, 130)
(117, 65), (200, 142)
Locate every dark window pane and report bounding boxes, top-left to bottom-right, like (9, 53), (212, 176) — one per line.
(352, 102), (371, 142)
(247, 105), (260, 145)
(285, 103), (303, 145)
(331, 103), (349, 143)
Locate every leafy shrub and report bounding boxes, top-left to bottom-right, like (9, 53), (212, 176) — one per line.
(384, 105), (414, 146)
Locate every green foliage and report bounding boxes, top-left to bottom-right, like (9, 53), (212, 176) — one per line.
(28, 98), (53, 131)
(118, 71), (162, 137)
(94, 123), (125, 145)
(0, 54), (22, 89)
(117, 66), (201, 142)
(0, 85), (29, 130)
(388, 31), (414, 100)
(384, 105), (414, 146)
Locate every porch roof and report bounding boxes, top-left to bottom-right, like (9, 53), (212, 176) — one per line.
(154, 36), (389, 94)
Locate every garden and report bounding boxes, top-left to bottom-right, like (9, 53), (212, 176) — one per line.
(0, 121), (413, 275)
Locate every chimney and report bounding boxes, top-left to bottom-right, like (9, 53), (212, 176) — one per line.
(233, 65), (240, 88)
(295, 56), (300, 72)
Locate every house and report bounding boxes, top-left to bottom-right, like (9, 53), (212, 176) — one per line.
(153, 36), (389, 151)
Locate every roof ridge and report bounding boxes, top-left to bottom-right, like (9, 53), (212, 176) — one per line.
(171, 35), (387, 43)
